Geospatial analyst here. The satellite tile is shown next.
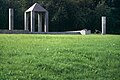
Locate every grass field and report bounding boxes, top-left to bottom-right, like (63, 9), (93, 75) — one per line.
(0, 34), (120, 80)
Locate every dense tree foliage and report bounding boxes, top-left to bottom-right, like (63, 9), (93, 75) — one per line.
(0, 0), (119, 34)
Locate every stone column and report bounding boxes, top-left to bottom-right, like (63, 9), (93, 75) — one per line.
(44, 12), (49, 32)
(102, 16), (106, 34)
(24, 12), (29, 31)
(38, 13), (42, 32)
(31, 11), (35, 32)
(9, 8), (14, 30)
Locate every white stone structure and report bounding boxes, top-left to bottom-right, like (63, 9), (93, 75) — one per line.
(24, 3), (49, 32)
(102, 16), (106, 34)
(9, 8), (14, 30)
(67, 29), (91, 35)
(80, 29), (91, 35)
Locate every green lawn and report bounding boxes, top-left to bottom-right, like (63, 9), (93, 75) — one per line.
(0, 34), (120, 80)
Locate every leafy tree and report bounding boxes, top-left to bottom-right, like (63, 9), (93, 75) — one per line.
(107, 0), (120, 34)
(0, 0), (9, 29)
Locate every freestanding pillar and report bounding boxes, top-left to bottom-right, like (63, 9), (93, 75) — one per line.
(38, 13), (42, 32)
(9, 8), (14, 30)
(44, 12), (49, 32)
(31, 11), (35, 32)
(102, 16), (106, 34)
(24, 12), (29, 30)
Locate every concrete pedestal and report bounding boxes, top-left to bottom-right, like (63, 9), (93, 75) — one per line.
(9, 8), (14, 30)
(24, 12), (29, 30)
(31, 12), (35, 32)
(38, 13), (42, 32)
(44, 12), (49, 32)
(102, 16), (106, 34)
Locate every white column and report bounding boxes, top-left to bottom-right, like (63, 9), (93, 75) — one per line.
(102, 16), (106, 35)
(44, 12), (49, 32)
(38, 13), (42, 32)
(9, 8), (14, 30)
(24, 12), (29, 30)
(31, 11), (35, 32)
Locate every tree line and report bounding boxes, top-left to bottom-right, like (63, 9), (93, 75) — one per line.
(0, 0), (120, 34)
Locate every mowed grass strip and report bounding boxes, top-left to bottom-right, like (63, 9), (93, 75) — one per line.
(0, 34), (120, 80)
